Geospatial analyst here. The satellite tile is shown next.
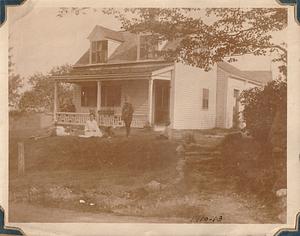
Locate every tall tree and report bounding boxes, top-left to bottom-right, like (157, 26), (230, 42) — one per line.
(8, 47), (23, 110)
(108, 8), (287, 74)
(58, 8), (287, 76)
(18, 64), (74, 112)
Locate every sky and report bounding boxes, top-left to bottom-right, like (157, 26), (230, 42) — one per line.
(8, 4), (286, 80)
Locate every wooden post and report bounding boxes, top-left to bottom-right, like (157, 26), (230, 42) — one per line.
(136, 33), (140, 61)
(53, 81), (58, 121)
(17, 142), (25, 175)
(169, 69), (175, 129)
(148, 79), (154, 124)
(97, 81), (102, 121)
(89, 42), (92, 64)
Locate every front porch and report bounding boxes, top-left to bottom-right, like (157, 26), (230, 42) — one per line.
(52, 62), (174, 128)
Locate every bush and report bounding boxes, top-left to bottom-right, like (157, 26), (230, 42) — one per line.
(221, 80), (287, 201)
(220, 134), (285, 201)
(240, 80), (286, 144)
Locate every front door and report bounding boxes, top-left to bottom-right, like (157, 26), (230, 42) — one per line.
(154, 81), (170, 124)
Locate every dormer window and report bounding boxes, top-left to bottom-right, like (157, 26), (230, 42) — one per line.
(91, 40), (108, 64)
(140, 35), (158, 60)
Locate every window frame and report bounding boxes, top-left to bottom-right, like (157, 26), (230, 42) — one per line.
(140, 35), (159, 60)
(202, 88), (209, 110)
(81, 86), (97, 107)
(91, 40), (108, 64)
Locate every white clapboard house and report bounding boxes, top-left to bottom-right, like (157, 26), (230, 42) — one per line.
(52, 25), (272, 130)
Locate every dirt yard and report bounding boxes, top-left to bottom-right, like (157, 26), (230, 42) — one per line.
(9, 124), (284, 223)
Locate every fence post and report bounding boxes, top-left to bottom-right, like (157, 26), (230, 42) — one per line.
(17, 142), (25, 175)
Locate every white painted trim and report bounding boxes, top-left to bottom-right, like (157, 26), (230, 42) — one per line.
(152, 75), (171, 81)
(151, 65), (174, 76)
(228, 75), (262, 86)
(53, 81), (58, 121)
(74, 60), (170, 68)
(104, 37), (124, 43)
(97, 81), (102, 116)
(52, 75), (151, 82)
(148, 79), (154, 124)
(169, 68), (176, 129)
(89, 43), (92, 64)
(136, 34), (140, 61)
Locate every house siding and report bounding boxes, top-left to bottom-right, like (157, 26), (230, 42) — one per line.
(215, 67), (229, 128)
(172, 63), (217, 130)
(215, 67), (262, 129)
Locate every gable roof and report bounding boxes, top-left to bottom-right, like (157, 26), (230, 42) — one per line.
(242, 71), (273, 84)
(108, 31), (138, 63)
(217, 61), (272, 84)
(75, 25), (272, 85)
(75, 30), (138, 66)
(217, 61), (253, 80)
(87, 25), (124, 42)
(54, 61), (174, 82)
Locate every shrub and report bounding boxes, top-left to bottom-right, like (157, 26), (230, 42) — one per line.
(239, 80), (286, 144)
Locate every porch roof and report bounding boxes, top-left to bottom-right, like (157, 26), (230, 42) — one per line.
(52, 61), (173, 82)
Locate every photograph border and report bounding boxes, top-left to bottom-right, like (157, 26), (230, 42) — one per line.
(0, 0), (300, 236)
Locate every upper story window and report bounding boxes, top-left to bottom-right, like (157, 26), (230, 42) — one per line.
(91, 40), (108, 64)
(140, 35), (158, 60)
(233, 89), (240, 99)
(202, 88), (209, 109)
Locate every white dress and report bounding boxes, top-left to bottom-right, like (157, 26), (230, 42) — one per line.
(80, 119), (103, 137)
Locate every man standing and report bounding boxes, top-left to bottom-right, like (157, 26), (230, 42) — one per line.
(121, 97), (134, 137)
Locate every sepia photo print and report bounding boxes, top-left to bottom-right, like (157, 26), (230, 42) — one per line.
(7, 5), (288, 225)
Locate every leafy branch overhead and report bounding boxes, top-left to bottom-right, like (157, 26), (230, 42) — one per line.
(57, 8), (287, 73)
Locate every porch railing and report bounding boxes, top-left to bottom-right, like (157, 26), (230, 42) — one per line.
(56, 112), (90, 125)
(56, 112), (146, 128)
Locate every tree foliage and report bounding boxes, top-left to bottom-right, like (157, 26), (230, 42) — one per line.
(57, 8), (287, 75)
(18, 64), (75, 112)
(109, 8), (287, 72)
(9, 47), (23, 109)
(239, 80), (287, 143)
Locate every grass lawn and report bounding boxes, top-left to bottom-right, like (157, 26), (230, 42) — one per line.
(9, 126), (283, 223)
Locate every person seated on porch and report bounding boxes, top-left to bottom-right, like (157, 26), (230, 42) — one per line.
(80, 113), (103, 138)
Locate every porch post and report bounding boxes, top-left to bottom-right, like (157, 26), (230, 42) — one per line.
(97, 81), (102, 119)
(148, 79), (154, 125)
(136, 33), (140, 61)
(53, 80), (58, 121)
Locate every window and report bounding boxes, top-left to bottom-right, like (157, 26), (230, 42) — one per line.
(81, 86), (97, 107)
(233, 89), (240, 128)
(101, 86), (121, 107)
(202, 88), (209, 109)
(91, 40), (108, 64)
(140, 35), (158, 60)
(233, 89), (240, 99)
(233, 89), (240, 111)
